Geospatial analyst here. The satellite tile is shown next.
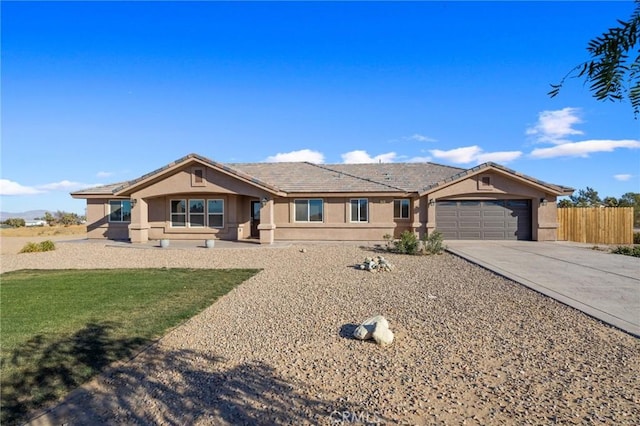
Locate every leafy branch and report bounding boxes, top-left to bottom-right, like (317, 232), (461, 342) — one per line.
(549, 1), (640, 117)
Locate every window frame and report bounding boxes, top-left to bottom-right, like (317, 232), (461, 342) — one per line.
(350, 198), (369, 223)
(393, 199), (410, 219)
(170, 199), (187, 228)
(108, 200), (132, 223)
(207, 199), (224, 228)
(170, 198), (224, 228)
(294, 199), (324, 223)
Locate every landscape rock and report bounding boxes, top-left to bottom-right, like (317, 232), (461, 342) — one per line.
(358, 256), (393, 272)
(353, 315), (391, 343)
(372, 323), (394, 346)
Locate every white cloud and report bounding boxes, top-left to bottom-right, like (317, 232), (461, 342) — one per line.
(341, 150), (397, 164)
(428, 145), (521, 165)
(407, 156), (433, 163)
(405, 134), (437, 143)
(0, 179), (99, 195)
(614, 174), (633, 181)
(265, 149), (325, 163)
(38, 180), (94, 191)
(96, 171), (113, 178)
(476, 151), (523, 163)
(0, 179), (44, 195)
(526, 107), (584, 144)
(530, 139), (640, 159)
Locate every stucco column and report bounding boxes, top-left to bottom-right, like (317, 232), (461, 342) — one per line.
(129, 197), (149, 243)
(424, 196), (437, 237)
(411, 197), (427, 239)
(536, 196), (558, 241)
(258, 199), (275, 244)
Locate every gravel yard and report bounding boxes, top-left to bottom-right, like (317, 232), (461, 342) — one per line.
(2, 239), (639, 425)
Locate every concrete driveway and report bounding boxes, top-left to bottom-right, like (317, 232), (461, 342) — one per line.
(445, 240), (640, 337)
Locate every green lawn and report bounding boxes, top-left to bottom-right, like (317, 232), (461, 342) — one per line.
(0, 268), (259, 425)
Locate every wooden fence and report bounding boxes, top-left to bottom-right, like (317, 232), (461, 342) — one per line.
(557, 207), (634, 245)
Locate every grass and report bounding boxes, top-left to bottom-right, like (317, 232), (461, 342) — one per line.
(0, 224), (86, 238)
(0, 268), (260, 425)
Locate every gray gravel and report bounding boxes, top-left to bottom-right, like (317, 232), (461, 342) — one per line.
(3, 240), (638, 425)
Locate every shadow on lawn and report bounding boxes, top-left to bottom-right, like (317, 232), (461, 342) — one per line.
(5, 323), (393, 425)
(1, 321), (146, 425)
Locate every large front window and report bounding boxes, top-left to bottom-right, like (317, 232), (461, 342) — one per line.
(295, 199), (323, 222)
(171, 199), (224, 228)
(109, 200), (131, 222)
(394, 199), (410, 219)
(350, 199), (368, 223)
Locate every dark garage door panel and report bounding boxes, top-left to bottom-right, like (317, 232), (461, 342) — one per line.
(436, 200), (531, 240)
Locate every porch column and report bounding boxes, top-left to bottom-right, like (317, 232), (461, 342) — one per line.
(411, 197), (426, 239)
(129, 197), (149, 243)
(424, 196), (437, 237)
(258, 198), (275, 244)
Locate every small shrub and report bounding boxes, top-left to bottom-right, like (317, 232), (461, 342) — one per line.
(634, 232), (640, 245)
(422, 231), (446, 255)
(19, 240), (56, 253)
(39, 240), (56, 251)
(611, 245), (640, 257)
(394, 231), (420, 255)
(4, 218), (25, 228)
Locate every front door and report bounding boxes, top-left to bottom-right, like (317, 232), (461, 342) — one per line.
(250, 201), (261, 238)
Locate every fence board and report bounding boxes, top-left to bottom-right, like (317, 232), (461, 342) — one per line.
(557, 207), (633, 244)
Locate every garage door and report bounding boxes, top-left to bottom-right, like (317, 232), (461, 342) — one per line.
(436, 200), (532, 240)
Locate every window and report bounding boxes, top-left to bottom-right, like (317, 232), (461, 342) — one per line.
(350, 199), (368, 223)
(189, 199), (205, 227)
(393, 199), (410, 219)
(478, 175), (493, 190)
(109, 200), (131, 222)
(208, 199), (224, 228)
(191, 167), (206, 187)
(295, 199), (323, 222)
(171, 200), (187, 227)
(171, 198), (224, 228)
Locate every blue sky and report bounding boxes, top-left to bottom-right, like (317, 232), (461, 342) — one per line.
(2, 1), (638, 215)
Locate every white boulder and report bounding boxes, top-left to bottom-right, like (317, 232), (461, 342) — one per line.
(372, 323), (394, 346)
(352, 315), (393, 346)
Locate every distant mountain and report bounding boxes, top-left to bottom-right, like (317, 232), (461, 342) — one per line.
(0, 210), (49, 221)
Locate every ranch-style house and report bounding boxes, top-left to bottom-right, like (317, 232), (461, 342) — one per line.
(71, 153), (574, 244)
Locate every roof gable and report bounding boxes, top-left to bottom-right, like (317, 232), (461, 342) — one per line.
(115, 154), (285, 196)
(419, 162), (574, 196)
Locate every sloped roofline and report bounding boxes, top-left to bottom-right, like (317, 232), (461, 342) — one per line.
(112, 153), (286, 196)
(308, 163), (408, 192)
(419, 162), (574, 196)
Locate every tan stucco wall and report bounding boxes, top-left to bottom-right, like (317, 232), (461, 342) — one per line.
(86, 198), (130, 240)
(272, 196), (403, 241)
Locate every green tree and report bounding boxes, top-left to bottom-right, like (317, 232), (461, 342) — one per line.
(549, 1), (640, 117)
(603, 196), (620, 207)
(557, 199), (573, 208)
(569, 187), (602, 207)
(43, 212), (57, 226)
(4, 218), (26, 228)
(618, 192), (640, 227)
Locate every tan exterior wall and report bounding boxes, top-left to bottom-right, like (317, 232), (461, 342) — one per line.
(86, 198), (131, 240)
(273, 196), (402, 241)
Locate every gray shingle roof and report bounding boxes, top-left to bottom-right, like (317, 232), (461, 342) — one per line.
(228, 162), (417, 193)
(71, 154), (572, 197)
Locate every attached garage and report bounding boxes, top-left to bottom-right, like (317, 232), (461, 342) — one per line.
(436, 199), (532, 240)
